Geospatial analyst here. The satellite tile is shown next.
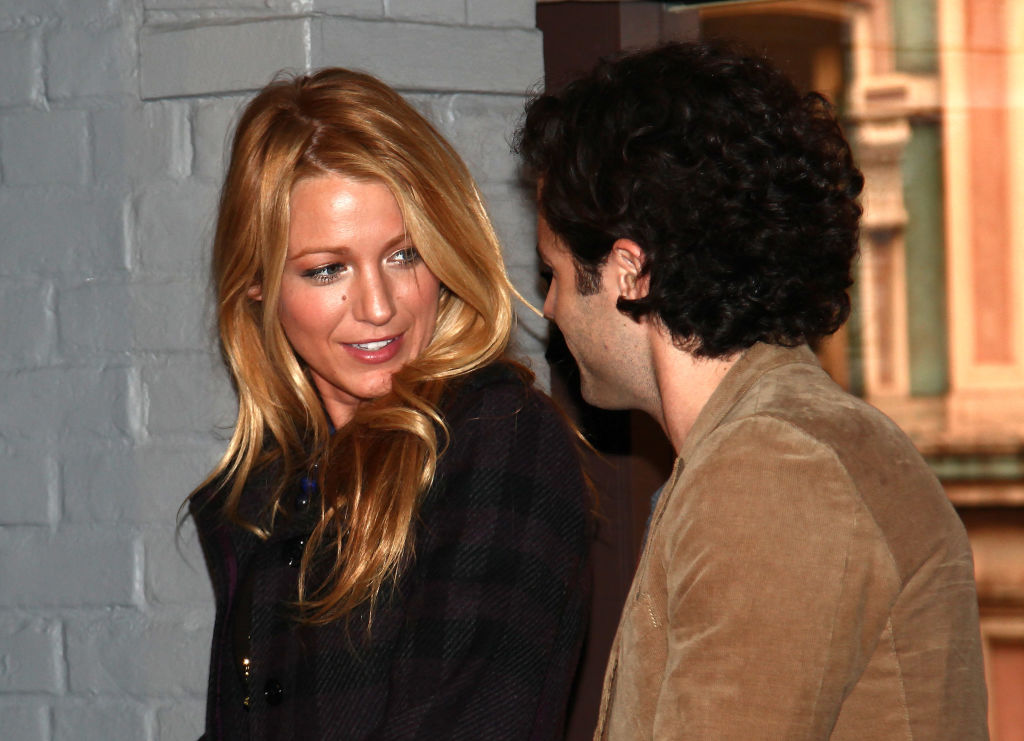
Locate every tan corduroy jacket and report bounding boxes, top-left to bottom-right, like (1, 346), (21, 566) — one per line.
(597, 343), (988, 740)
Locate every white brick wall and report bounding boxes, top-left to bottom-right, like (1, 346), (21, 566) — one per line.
(0, 1), (545, 739)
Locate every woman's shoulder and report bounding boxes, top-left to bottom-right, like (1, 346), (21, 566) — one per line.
(187, 457), (279, 532)
(446, 358), (534, 395)
(441, 360), (558, 429)
(427, 360), (590, 531)
(435, 361), (585, 482)
(188, 472), (228, 521)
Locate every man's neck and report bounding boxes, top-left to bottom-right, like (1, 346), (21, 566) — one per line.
(648, 325), (738, 453)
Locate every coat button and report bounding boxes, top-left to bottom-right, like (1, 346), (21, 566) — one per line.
(264, 678), (284, 706)
(296, 470), (315, 511)
(282, 536), (307, 568)
(296, 476), (314, 511)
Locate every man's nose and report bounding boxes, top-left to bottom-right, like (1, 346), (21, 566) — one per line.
(542, 286), (556, 321)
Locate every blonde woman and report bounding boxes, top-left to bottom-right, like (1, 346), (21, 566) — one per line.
(189, 69), (591, 740)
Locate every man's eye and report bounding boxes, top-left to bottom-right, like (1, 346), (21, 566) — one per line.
(540, 268), (553, 287)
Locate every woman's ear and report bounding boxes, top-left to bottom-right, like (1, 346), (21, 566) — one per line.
(610, 238), (649, 300)
(247, 283), (263, 302)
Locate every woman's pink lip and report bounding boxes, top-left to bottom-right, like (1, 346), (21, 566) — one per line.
(341, 334), (403, 364)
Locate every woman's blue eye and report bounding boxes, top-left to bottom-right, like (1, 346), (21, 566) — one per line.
(390, 246), (420, 265)
(302, 263), (346, 283)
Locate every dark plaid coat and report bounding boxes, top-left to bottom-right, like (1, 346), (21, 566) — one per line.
(192, 364), (591, 740)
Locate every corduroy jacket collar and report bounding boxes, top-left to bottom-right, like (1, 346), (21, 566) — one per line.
(679, 342), (820, 465)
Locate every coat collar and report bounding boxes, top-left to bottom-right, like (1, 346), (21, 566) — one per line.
(678, 343), (820, 464)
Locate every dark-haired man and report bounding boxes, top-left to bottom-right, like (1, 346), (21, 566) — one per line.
(516, 42), (987, 740)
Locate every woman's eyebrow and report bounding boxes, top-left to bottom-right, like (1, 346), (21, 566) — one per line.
(289, 233), (410, 260)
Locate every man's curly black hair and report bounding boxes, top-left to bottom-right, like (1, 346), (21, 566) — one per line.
(514, 41), (864, 358)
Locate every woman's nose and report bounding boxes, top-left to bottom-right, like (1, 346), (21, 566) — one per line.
(353, 269), (396, 325)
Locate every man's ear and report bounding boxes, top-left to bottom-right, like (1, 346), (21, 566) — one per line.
(247, 283), (263, 302)
(610, 238), (649, 300)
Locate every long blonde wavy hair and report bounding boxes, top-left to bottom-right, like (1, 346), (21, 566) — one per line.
(192, 68), (517, 625)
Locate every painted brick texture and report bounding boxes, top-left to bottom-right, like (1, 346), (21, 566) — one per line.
(0, 2), (545, 739)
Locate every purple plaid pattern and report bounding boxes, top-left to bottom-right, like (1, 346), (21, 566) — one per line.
(192, 364), (592, 740)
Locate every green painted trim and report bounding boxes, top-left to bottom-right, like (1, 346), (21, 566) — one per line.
(847, 267), (865, 398)
(892, 0), (938, 74)
(927, 453), (1024, 482)
(845, 120), (865, 398)
(903, 122), (949, 396)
